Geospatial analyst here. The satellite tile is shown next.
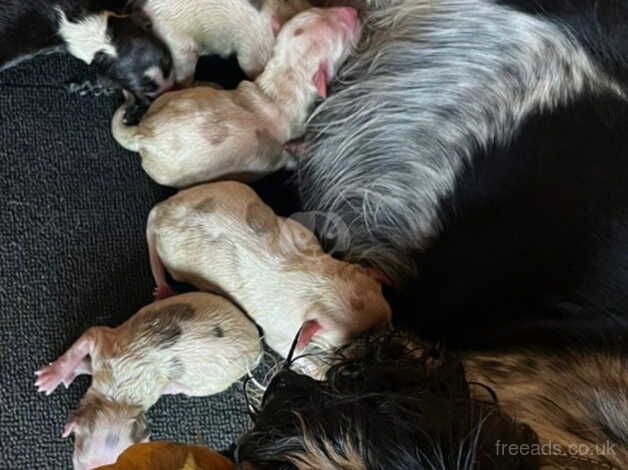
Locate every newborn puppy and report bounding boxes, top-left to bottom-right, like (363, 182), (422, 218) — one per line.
(0, 1), (174, 124)
(146, 181), (391, 358)
(111, 7), (361, 188)
(131, 0), (311, 83)
(35, 292), (261, 470)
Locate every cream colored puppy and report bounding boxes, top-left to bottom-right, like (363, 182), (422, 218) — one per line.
(112, 7), (361, 188)
(146, 181), (392, 358)
(35, 292), (260, 470)
(137, 0), (311, 83)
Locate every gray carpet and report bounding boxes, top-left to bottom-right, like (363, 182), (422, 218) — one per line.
(0, 53), (255, 468)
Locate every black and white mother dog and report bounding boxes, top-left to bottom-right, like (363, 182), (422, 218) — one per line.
(235, 1), (628, 468)
(300, 0), (628, 349)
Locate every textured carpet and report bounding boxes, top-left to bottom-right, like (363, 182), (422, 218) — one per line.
(0, 53), (291, 468)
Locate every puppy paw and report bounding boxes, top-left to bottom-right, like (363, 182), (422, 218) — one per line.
(122, 103), (148, 125)
(34, 360), (76, 395)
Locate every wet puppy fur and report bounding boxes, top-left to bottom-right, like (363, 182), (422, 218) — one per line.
(0, 0), (172, 123)
(234, 331), (627, 470)
(234, 332), (540, 470)
(35, 292), (261, 469)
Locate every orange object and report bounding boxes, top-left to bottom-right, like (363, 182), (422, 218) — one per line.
(96, 442), (236, 470)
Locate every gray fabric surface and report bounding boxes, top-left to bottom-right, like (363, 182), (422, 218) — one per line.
(0, 54), (252, 468)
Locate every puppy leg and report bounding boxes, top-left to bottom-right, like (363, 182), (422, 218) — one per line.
(146, 217), (175, 300)
(35, 328), (101, 395)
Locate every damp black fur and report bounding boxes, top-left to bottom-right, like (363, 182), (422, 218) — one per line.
(236, 332), (539, 470)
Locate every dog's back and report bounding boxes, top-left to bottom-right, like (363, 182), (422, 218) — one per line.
(466, 346), (628, 469)
(298, 0), (628, 348)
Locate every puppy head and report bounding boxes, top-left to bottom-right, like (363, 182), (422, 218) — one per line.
(272, 7), (362, 99)
(63, 393), (149, 470)
(236, 331), (540, 470)
(298, 264), (392, 350)
(91, 12), (174, 104)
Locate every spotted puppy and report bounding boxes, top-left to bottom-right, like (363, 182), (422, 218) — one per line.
(130, 0), (311, 83)
(35, 292), (261, 470)
(146, 181), (391, 358)
(111, 7), (361, 188)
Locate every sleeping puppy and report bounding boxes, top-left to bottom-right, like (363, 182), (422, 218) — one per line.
(128, 0), (311, 84)
(111, 7), (361, 188)
(145, 181), (391, 358)
(0, 0), (174, 123)
(35, 292), (261, 470)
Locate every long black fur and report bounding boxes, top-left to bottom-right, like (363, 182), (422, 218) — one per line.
(236, 333), (539, 470)
(397, 88), (628, 350)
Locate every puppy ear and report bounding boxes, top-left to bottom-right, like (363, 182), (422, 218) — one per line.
(271, 15), (281, 36)
(313, 62), (329, 98)
(297, 319), (322, 350)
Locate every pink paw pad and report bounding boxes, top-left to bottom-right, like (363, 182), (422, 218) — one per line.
(34, 361), (72, 395)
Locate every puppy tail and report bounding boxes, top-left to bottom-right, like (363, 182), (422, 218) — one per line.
(111, 104), (141, 152)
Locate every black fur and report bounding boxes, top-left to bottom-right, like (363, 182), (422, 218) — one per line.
(0, 0), (171, 113)
(498, 0), (628, 83)
(95, 12), (172, 123)
(395, 89), (628, 350)
(236, 333), (539, 470)
(379, 0), (628, 351)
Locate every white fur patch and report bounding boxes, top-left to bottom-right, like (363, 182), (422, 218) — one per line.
(56, 8), (117, 64)
(144, 65), (175, 96)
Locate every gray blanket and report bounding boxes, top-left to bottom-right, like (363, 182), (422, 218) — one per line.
(0, 54), (255, 468)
